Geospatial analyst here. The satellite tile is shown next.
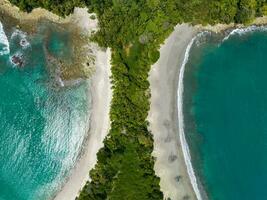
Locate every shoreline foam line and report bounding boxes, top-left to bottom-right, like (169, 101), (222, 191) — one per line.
(222, 25), (267, 42)
(177, 33), (203, 200)
(0, 21), (10, 55)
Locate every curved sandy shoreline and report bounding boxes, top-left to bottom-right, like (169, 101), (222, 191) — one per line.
(148, 24), (198, 200)
(148, 22), (267, 200)
(53, 8), (112, 200)
(54, 47), (112, 200)
(177, 33), (206, 200)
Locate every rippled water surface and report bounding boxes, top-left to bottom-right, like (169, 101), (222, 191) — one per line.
(0, 21), (90, 200)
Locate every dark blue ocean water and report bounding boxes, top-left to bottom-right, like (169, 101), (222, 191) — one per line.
(0, 21), (90, 200)
(184, 29), (267, 200)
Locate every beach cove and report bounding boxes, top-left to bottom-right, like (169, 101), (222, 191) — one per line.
(0, 1), (112, 200)
(149, 21), (267, 200)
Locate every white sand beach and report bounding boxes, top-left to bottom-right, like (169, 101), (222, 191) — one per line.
(54, 46), (112, 200)
(148, 24), (198, 200)
(53, 8), (112, 200)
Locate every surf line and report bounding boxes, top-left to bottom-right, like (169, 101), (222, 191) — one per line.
(177, 32), (204, 200)
(222, 25), (267, 42)
(0, 21), (10, 55)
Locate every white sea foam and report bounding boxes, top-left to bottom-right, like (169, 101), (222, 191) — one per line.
(194, 31), (211, 46)
(11, 29), (24, 39)
(222, 25), (267, 42)
(177, 33), (203, 200)
(9, 51), (23, 67)
(0, 21), (10, 55)
(35, 92), (90, 200)
(11, 29), (31, 49)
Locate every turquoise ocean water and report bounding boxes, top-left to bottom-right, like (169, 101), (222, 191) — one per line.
(0, 21), (90, 200)
(183, 28), (267, 200)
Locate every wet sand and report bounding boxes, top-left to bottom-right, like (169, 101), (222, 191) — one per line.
(148, 24), (198, 200)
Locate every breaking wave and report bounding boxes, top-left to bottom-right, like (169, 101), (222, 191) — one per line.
(0, 21), (10, 55)
(222, 25), (267, 42)
(177, 33), (203, 200)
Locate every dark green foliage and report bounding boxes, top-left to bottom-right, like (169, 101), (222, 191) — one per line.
(9, 0), (86, 16)
(8, 0), (267, 200)
(76, 43), (163, 200)
(8, 0), (267, 23)
(235, 0), (257, 23)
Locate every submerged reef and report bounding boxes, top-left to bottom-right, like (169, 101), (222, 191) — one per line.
(0, 8), (95, 87)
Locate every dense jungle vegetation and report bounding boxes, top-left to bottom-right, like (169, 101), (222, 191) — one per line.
(9, 0), (267, 24)
(8, 0), (267, 200)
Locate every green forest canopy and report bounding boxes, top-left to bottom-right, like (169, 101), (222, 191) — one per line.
(8, 0), (267, 200)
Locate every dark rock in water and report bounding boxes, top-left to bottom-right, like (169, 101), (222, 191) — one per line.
(20, 38), (29, 47)
(11, 54), (24, 67)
